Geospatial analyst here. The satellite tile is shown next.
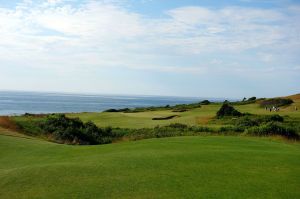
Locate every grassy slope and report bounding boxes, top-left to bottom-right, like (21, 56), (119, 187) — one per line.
(67, 96), (300, 128)
(67, 104), (221, 128)
(1, 134), (299, 199)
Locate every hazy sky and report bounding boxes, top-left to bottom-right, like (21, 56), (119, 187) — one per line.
(0, 0), (299, 98)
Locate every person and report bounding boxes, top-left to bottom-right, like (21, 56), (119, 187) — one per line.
(296, 106), (298, 111)
(265, 106), (268, 111)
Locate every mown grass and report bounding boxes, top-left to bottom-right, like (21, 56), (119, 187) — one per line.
(67, 104), (221, 128)
(67, 100), (300, 129)
(1, 134), (299, 199)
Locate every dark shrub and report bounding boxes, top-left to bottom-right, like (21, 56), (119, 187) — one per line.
(216, 104), (242, 118)
(167, 123), (188, 129)
(260, 98), (293, 107)
(200, 100), (210, 105)
(265, 114), (284, 122)
(246, 122), (299, 139)
(189, 126), (213, 132)
(248, 97), (256, 101)
(120, 108), (131, 112)
(41, 114), (112, 145)
(236, 116), (259, 127)
(104, 109), (119, 112)
(235, 114), (284, 128)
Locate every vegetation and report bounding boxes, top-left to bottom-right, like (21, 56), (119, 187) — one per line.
(200, 100), (211, 105)
(0, 94), (300, 198)
(216, 103), (242, 118)
(12, 113), (299, 143)
(230, 96), (258, 105)
(1, 94), (299, 144)
(246, 122), (298, 138)
(42, 114), (114, 144)
(248, 96), (257, 101)
(260, 98), (294, 107)
(104, 102), (202, 113)
(13, 114), (113, 145)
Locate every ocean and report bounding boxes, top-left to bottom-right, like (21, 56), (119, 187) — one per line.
(0, 91), (224, 116)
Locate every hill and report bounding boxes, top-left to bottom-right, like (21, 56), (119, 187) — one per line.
(285, 93), (300, 101)
(0, 133), (299, 198)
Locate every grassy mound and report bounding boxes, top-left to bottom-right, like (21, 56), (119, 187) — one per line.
(1, 134), (300, 199)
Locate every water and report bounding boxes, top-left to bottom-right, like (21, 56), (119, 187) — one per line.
(0, 91), (224, 116)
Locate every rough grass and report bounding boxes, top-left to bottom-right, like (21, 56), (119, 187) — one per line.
(0, 134), (299, 199)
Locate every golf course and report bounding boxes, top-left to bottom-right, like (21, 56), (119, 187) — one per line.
(67, 94), (300, 129)
(0, 94), (300, 198)
(1, 131), (300, 199)
(1, 0), (299, 197)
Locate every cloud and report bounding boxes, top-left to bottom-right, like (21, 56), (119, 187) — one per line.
(0, 0), (299, 77)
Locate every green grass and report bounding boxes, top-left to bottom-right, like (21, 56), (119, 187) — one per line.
(67, 104), (221, 128)
(67, 101), (300, 129)
(1, 134), (299, 198)
(2, 96), (300, 198)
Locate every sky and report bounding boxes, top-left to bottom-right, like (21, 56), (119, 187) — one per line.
(0, 0), (299, 98)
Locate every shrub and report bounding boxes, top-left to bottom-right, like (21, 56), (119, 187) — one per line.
(200, 100), (210, 105)
(260, 98), (293, 107)
(41, 114), (112, 145)
(216, 104), (242, 118)
(265, 114), (284, 122)
(246, 122), (299, 139)
(189, 126), (214, 132)
(235, 116), (259, 127)
(235, 114), (284, 128)
(167, 123), (188, 129)
(248, 97), (256, 101)
(104, 109), (119, 112)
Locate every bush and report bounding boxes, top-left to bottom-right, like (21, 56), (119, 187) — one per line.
(266, 114), (284, 122)
(260, 98), (293, 107)
(246, 122), (299, 139)
(189, 126), (214, 132)
(216, 104), (242, 118)
(248, 97), (256, 101)
(235, 114), (284, 128)
(167, 123), (188, 129)
(200, 100), (210, 105)
(104, 109), (119, 112)
(235, 116), (259, 128)
(41, 114), (112, 145)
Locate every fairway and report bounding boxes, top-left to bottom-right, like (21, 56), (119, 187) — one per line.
(1, 133), (299, 199)
(67, 99), (300, 128)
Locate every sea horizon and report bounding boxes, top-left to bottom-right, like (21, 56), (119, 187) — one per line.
(0, 90), (232, 116)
